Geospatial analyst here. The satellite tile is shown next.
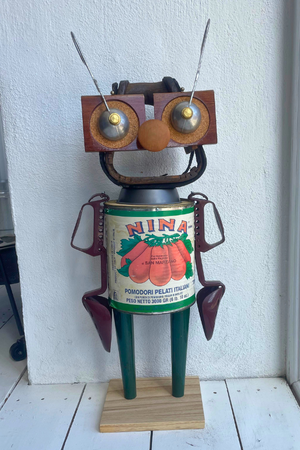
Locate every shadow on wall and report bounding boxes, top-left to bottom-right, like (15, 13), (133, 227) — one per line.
(279, 0), (294, 369)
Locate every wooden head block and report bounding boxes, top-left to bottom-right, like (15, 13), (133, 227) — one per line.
(154, 90), (217, 147)
(81, 95), (146, 152)
(81, 91), (217, 153)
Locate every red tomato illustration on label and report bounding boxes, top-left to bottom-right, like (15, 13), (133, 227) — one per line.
(149, 245), (172, 286)
(121, 241), (148, 267)
(167, 242), (186, 281)
(117, 233), (193, 286)
(128, 246), (152, 284)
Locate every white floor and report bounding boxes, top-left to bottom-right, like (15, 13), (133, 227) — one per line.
(0, 287), (300, 449)
(0, 284), (26, 408)
(1, 375), (300, 450)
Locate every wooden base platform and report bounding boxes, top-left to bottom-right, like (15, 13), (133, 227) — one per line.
(100, 376), (205, 433)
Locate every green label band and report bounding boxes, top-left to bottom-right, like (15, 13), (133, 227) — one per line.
(105, 207), (194, 217)
(109, 295), (195, 314)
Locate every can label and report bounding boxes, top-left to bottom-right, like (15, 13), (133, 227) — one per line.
(105, 204), (195, 314)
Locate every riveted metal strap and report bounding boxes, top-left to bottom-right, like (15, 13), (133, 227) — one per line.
(70, 192), (110, 295)
(187, 192), (226, 340)
(71, 193), (112, 352)
(71, 192), (109, 256)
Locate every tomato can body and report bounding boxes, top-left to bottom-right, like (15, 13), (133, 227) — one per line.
(105, 200), (195, 314)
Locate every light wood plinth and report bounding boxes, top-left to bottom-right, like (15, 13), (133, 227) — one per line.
(100, 376), (205, 433)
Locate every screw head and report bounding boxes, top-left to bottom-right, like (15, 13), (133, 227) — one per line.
(181, 107), (193, 119)
(108, 112), (121, 125)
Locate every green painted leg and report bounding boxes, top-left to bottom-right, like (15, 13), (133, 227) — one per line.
(114, 309), (136, 400)
(171, 307), (190, 398)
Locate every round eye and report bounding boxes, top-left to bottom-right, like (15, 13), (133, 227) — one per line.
(171, 101), (201, 134)
(98, 109), (129, 141)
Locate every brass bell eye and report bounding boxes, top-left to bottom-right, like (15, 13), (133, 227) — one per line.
(171, 101), (201, 134)
(98, 109), (130, 141)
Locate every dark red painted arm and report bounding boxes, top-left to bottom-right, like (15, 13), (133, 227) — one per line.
(71, 193), (112, 352)
(188, 192), (226, 341)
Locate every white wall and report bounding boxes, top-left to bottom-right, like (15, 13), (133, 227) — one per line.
(0, 0), (293, 384)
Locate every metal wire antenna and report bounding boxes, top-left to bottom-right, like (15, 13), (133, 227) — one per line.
(188, 19), (211, 107)
(71, 32), (110, 112)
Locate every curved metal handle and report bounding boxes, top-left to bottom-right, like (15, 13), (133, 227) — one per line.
(71, 193), (109, 256)
(100, 146), (207, 189)
(188, 192), (225, 252)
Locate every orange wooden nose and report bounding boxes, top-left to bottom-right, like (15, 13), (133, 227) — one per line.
(138, 119), (170, 152)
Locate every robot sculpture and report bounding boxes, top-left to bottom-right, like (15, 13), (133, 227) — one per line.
(71, 20), (225, 401)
